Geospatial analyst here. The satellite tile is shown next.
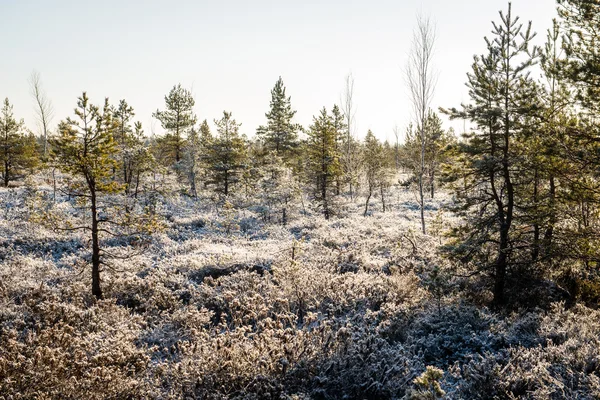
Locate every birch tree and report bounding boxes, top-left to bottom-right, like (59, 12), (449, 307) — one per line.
(406, 14), (437, 234)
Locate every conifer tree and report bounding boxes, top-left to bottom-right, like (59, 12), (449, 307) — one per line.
(258, 151), (300, 225)
(522, 20), (573, 263)
(379, 140), (394, 211)
(205, 111), (246, 197)
(0, 98), (38, 187)
(363, 130), (384, 216)
(199, 119), (213, 149)
(403, 111), (452, 199)
(257, 77), (301, 158)
(331, 104), (347, 196)
(424, 112), (452, 199)
(52, 93), (159, 299)
(112, 100), (136, 190)
(153, 84), (197, 166)
(51, 93), (120, 299)
(184, 127), (201, 198)
(557, 0), (600, 113)
(127, 122), (155, 198)
(305, 107), (342, 219)
(195, 119), (213, 191)
(443, 4), (539, 306)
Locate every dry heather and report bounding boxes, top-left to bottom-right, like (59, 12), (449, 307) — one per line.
(0, 179), (599, 399)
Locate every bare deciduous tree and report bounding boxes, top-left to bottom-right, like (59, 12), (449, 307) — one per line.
(406, 14), (437, 234)
(341, 73), (359, 200)
(393, 124), (401, 170)
(29, 70), (54, 159)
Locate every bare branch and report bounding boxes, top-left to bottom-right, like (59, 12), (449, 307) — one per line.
(405, 13), (438, 234)
(29, 70), (54, 158)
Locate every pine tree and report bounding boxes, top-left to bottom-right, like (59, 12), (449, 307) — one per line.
(257, 77), (301, 159)
(443, 4), (539, 306)
(331, 104), (347, 196)
(557, 0), (600, 113)
(205, 111), (247, 198)
(0, 98), (38, 187)
(363, 130), (384, 217)
(305, 107), (341, 219)
(258, 151), (300, 225)
(199, 119), (213, 149)
(196, 119), (213, 191)
(184, 127), (201, 198)
(379, 140), (394, 211)
(403, 111), (452, 199)
(52, 93), (159, 300)
(153, 84), (197, 166)
(112, 99), (137, 191)
(127, 122), (155, 199)
(424, 112), (453, 199)
(51, 93), (120, 299)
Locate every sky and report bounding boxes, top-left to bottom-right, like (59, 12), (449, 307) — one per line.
(0, 0), (558, 143)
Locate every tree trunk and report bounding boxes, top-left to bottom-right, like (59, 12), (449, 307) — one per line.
(52, 167), (57, 203)
(543, 176), (556, 257)
(364, 189), (372, 217)
(493, 223), (509, 307)
(430, 169), (435, 199)
(4, 162), (9, 187)
(90, 189), (103, 300)
(531, 168), (540, 262)
(134, 171), (141, 199)
(419, 133), (426, 234)
(322, 174), (329, 220)
(493, 82), (515, 307)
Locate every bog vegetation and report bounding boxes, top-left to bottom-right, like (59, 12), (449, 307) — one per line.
(2, 1), (600, 398)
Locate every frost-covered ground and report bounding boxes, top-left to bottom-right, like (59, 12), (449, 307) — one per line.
(1, 178), (599, 399)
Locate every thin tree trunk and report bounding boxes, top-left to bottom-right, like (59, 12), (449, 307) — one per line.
(493, 224), (509, 307)
(90, 188), (102, 300)
(52, 167), (57, 203)
(532, 168), (540, 262)
(543, 176), (556, 257)
(4, 161), (9, 187)
(430, 168), (435, 199)
(494, 68), (515, 307)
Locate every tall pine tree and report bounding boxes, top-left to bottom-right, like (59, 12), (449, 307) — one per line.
(257, 77), (301, 159)
(305, 107), (342, 220)
(153, 84), (197, 166)
(205, 112), (247, 198)
(443, 3), (539, 306)
(0, 98), (38, 187)
(51, 93), (120, 299)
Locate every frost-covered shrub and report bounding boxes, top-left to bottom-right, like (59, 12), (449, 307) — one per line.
(2, 185), (600, 399)
(448, 304), (600, 399)
(0, 295), (153, 399)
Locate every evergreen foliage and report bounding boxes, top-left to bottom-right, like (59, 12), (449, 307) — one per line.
(205, 111), (247, 198)
(153, 84), (197, 165)
(257, 77), (301, 158)
(304, 107), (342, 219)
(0, 98), (38, 187)
(442, 3), (539, 306)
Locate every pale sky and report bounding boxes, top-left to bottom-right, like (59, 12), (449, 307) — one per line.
(1, 0), (557, 143)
